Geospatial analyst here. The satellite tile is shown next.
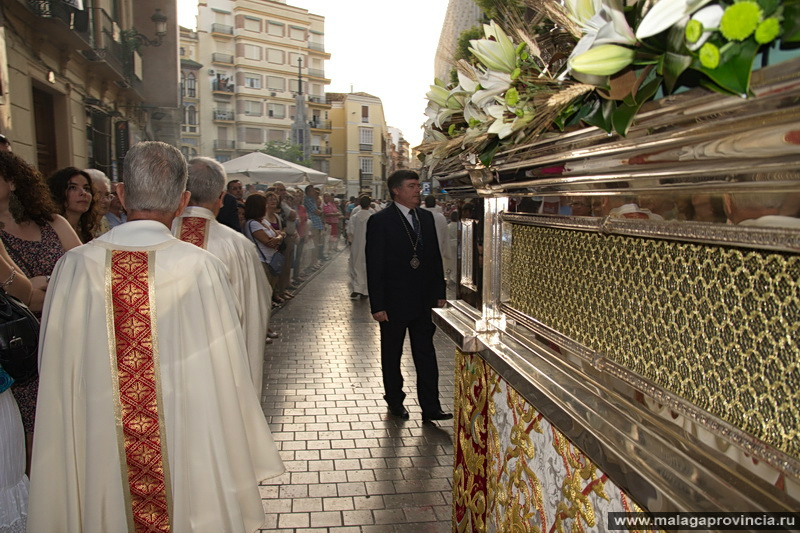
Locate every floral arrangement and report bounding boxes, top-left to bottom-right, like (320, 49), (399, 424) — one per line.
(421, 0), (799, 169)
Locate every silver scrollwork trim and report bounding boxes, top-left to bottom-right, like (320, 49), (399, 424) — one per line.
(501, 212), (800, 253)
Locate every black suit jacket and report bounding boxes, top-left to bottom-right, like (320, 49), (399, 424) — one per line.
(217, 193), (242, 232)
(366, 202), (446, 321)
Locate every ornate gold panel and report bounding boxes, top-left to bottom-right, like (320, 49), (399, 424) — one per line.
(454, 349), (662, 533)
(507, 225), (800, 459)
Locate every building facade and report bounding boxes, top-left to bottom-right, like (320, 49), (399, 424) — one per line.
(433, 0), (483, 83)
(327, 92), (389, 199)
(182, 0), (330, 173)
(386, 126), (413, 174)
(0, 0), (180, 179)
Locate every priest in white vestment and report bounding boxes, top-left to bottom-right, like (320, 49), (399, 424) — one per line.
(28, 142), (284, 533)
(347, 195), (373, 298)
(421, 195), (449, 275)
(173, 156), (271, 394)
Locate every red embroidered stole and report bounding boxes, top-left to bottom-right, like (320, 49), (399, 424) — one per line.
(177, 217), (210, 249)
(109, 250), (171, 533)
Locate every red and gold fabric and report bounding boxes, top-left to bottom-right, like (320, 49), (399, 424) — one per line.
(108, 250), (172, 533)
(176, 216), (210, 249)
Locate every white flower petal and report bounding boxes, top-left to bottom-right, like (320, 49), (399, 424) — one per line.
(636, 0), (712, 39)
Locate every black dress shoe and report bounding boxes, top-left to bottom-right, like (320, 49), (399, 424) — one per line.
(388, 405), (409, 419)
(422, 410), (453, 422)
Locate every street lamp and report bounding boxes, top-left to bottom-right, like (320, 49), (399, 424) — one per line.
(125, 8), (168, 48)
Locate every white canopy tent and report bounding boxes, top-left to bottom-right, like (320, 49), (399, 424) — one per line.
(222, 152), (328, 185)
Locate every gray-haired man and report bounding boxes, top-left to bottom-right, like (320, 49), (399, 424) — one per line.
(29, 142), (284, 533)
(173, 156), (273, 393)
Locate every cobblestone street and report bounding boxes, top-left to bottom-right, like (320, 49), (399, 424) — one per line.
(258, 248), (456, 532)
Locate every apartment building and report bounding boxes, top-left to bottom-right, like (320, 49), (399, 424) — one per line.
(433, 0), (483, 83)
(386, 126), (413, 174)
(0, 0), (180, 178)
(327, 92), (388, 199)
(182, 0), (331, 174)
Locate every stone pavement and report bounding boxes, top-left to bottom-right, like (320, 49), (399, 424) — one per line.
(258, 247), (456, 532)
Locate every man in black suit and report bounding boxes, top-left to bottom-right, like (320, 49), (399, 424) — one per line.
(365, 170), (452, 423)
(217, 179), (244, 232)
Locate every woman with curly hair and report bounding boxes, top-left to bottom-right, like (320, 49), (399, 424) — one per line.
(47, 167), (96, 243)
(0, 151), (81, 474)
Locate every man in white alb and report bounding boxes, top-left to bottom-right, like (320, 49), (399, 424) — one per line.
(173, 156), (272, 393)
(28, 142), (284, 533)
(347, 195), (373, 299)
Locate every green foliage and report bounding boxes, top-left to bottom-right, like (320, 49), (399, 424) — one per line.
(783, 0), (800, 41)
(451, 26), (484, 82)
(474, 0), (525, 22)
(260, 140), (312, 168)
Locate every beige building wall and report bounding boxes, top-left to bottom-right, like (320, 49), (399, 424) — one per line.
(328, 99), (346, 180)
(327, 92), (389, 199)
(191, 0), (330, 171)
(0, 0), (179, 179)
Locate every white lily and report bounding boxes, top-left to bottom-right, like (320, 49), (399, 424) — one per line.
(592, 0), (636, 46)
(562, 0), (636, 78)
(463, 101), (488, 125)
(568, 43), (635, 76)
(565, 0), (604, 24)
(423, 101), (439, 129)
(423, 128), (448, 143)
(485, 104), (535, 140)
(470, 68), (512, 109)
(426, 84), (463, 111)
(457, 67), (480, 94)
(686, 4), (723, 50)
(469, 21), (518, 73)
(636, 0), (713, 39)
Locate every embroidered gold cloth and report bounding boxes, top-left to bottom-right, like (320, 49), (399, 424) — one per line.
(453, 350), (661, 533)
(177, 217), (209, 249)
(111, 250), (171, 533)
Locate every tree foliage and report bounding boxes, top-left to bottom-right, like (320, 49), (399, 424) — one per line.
(260, 140), (312, 168)
(450, 26), (485, 84)
(473, 0), (525, 23)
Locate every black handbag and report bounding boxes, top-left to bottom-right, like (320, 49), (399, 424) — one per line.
(0, 289), (39, 384)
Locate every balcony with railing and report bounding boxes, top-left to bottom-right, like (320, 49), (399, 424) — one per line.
(211, 23), (233, 35)
(27, 0), (91, 43)
(212, 79), (235, 94)
(309, 119), (331, 130)
(308, 42), (325, 52)
(214, 140), (236, 150)
(213, 109), (234, 121)
(212, 53), (234, 65)
(308, 68), (325, 79)
(311, 146), (332, 156)
(359, 144), (373, 152)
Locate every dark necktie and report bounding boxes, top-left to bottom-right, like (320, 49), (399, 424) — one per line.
(411, 209), (423, 245)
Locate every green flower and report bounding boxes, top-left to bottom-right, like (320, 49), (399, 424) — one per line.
(685, 19), (704, 43)
(719, 1), (762, 41)
(699, 42), (720, 68)
(505, 87), (520, 107)
(755, 17), (781, 44)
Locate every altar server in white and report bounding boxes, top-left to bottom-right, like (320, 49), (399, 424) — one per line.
(347, 195), (373, 298)
(28, 141), (283, 533)
(173, 156), (271, 394)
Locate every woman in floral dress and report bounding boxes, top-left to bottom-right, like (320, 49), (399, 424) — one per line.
(0, 153), (81, 474)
